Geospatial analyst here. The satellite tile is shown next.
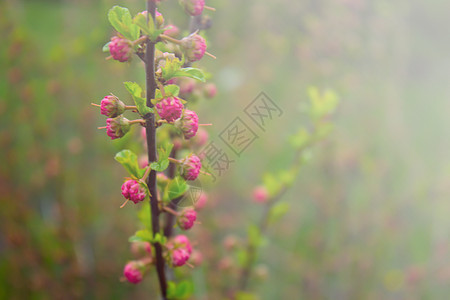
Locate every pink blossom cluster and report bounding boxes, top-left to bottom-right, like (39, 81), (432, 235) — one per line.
(181, 154), (202, 181)
(121, 179), (146, 204)
(177, 208), (197, 230)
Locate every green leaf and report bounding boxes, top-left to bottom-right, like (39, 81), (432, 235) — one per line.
(124, 81), (153, 115)
(167, 280), (194, 299)
(128, 229), (152, 243)
(153, 233), (167, 244)
(164, 84), (180, 97)
(133, 13), (153, 36)
(307, 87), (339, 121)
(102, 41), (111, 52)
(161, 57), (184, 81)
(172, 67), (206, 82)
(262, 173), (282, 196)
(150, 142), (174, 172)
(114, 149), (144, 178)
(268, 201), (290, 225)
(108, 6), (140, 41)
(248, 224), (264, 248)
(138, 202), (151, 229)
(164, 176), (189, 202)
(289, 128), (310, 149)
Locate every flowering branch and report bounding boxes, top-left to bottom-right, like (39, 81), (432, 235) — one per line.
(144, 1), (168, 298)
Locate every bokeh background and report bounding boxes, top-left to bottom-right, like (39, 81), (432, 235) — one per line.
(1, 0), (450, 299)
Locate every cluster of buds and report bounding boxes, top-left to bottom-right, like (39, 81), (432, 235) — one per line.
(109, 36), (133, 62)
(166, 235), (193, 267)
(93, 95), (143, 140)
(180, 154), (202, 181)
(121, 179), (147, 204)
(176, 207), (197, 230)
(175, 109), (199, 139)
(123, 241), (153, 284)
(100, 94), (125, 117)
(155, 96), (184, 122)
(106, 115), (131, 139)
(181, 33), (207, 63)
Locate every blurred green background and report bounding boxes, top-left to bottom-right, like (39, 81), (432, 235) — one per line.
(1, 0), (450, 299)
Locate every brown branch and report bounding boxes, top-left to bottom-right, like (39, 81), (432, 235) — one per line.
(145, 1), (167, 298)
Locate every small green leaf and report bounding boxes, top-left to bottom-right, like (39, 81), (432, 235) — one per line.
(114, 149), (144, 178)
(138, 202), (151, 229)
(129, 229), (152, 242)
(164, 84), (180, 97)
(133, 13), (152, 36)
(167, 280), (194, 299)
(124, 81), (153, 115)
(262, 173), (282, 196)
(268, 201), (290, 225)
(164, 176), (189, 202)
(108, 6), (139, 41)
(307, 87), (339, 121)
(102, 41), (111, 52)
(150, 142), (173, 172)
(172, 67), (206, 82)
(289, 128), (310, 149)
(248, 224), (263, 248)
(161, 57), (184, 81)
(153, 233), (167, 244)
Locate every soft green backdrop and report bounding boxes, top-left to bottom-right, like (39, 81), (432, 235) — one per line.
(1, 0), (450, 299)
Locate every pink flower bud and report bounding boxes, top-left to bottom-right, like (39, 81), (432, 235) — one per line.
(100, 95), (125, 117)
(157, 173), (169, 185)
(123, 261), (144, 284)
(181, 154), (202, 181)
(155, 97), (184, 122)
(179, 78), (196, 96)
(175, 109), (199, 140)
(173, 234), (192, 254)
(192, 128), (209, 147)
(131, 241), (152, 258)
(106, 115), (131, 139)
(180, 0), (205, 16)
(171, 248), (190, 267)
(181, 33), (206, 62)
(204, 83), (217, 98)
(190, 250), (203, 266)
(177, 208), (197, 230)
(252, 186), (269, 203)
(168, 234), (193, 267)
(195, 192), (208, 210)
(165, 78), (178, 85)
(138, 155), (148, 168)
(121, 179), (147, 204)
(139, 9), (164, 28)
(164, 24), (180, 37)
(109, 36), (133, 62)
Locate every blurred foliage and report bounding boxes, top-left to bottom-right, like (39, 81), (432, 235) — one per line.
(1, 0), (450, 299)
